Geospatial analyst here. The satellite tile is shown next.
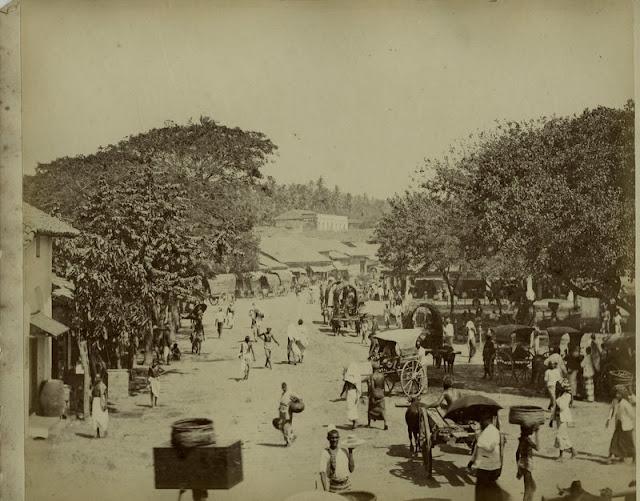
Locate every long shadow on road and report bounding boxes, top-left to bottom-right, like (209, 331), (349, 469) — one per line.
(385, 444), (475, 489)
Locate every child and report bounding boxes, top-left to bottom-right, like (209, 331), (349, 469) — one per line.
(148, 360), (162, 408)
(544, 360), (562, 410)
(516, 425), (538, 501)
(170, 342), (181, 361)
(551, 379), (576, 461)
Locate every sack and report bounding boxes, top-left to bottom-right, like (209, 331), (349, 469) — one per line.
(289, 398), (305, 413)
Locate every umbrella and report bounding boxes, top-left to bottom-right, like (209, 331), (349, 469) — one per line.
(444, 395), (502, 422)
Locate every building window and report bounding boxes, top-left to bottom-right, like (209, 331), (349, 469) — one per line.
(36, 235), (41, 258)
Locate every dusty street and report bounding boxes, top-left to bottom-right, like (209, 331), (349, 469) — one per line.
(26, 295), (635, 501)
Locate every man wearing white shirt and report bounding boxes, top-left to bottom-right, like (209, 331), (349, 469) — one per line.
(469, 413), (504, 501)
(394, 303), (403, 329)
(466, 320), (477, 362)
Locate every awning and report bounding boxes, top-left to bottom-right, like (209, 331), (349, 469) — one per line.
(273, 269), (293, 283)
(289, 267), (307, 274)
(333, 262), (349, 271)
(30, 312), (69, 337)
(310, 265), (335, 273)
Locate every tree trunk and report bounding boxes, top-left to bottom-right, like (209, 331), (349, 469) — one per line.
(78, 339), (91, 420)
(143, 322), (154, 366)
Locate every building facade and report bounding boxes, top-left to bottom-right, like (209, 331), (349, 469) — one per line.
(274, 209), (348, 232)
(23, 203), (79, 414)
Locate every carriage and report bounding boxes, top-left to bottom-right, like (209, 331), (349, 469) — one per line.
(399, 395), (502, 478)
(325, 281), (360, 334)
(370, 329), (428, 397)
(492, 324), (535, 383)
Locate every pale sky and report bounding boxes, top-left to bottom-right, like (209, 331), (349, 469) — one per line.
(22, 0), (634, 198)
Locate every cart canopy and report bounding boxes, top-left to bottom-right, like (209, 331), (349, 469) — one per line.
(373, 328), (422, 350)
(492, 324), (534, 345)
(544, 326), (583, 347)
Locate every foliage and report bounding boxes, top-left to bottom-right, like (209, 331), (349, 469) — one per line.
(255, 176), (388, 227)
(417, 101), (635, 306)
(54, 169), (207, 367)
(24, 117), (278, 274)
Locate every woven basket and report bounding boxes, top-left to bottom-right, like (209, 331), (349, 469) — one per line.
(609, 370), (634, 387)
(171, 418), (216, 448)
(509, 406), (545, 427)
(289, 399), (305, 414)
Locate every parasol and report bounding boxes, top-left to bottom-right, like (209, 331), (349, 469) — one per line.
(444, 395), (502, 422)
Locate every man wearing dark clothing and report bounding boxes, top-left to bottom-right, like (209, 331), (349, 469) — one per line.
(482, 334), (496, 379)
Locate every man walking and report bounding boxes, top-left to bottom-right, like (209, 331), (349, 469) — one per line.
(319, 427), (355, 493)
(468, 412), (505, 501)
(444, 317), (455, 346)
(394, 302), (403, 329)
(258, 327), (279, 369)
(215, 307), (225, 338)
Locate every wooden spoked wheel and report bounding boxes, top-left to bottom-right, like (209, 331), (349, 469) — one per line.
(400, 360), (427, 398)
(419, 408), (433, 478)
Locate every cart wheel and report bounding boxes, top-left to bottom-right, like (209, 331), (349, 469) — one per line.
(419, 408), (433, 478)
(401, 360), (426, 398)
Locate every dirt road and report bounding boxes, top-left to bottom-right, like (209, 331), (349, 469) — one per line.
(26, 295), (635, 501)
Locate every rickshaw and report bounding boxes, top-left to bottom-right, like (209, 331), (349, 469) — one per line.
(401, 395), (502, 478)
(370, 329), (427, 397)
(492, 324), (534, 383)
(326, 281), (360, 335)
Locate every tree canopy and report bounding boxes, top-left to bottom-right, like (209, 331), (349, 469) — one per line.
(378, 101), (635, 311)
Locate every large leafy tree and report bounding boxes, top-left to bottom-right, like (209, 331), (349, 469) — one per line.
(55, 169), (207, 367)
(421, 101), (635, 310)
(25, 117), (278, 273)
(375, 191), (470, 316)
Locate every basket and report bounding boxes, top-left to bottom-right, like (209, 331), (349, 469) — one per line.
(171, 418), (216, 448)
(339, 492), (377, 501)
(608, 370), (634, 387)
(289, 398), (305, 414)
(509, 406), (545, 427)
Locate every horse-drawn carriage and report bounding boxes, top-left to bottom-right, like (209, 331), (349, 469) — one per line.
(370, 329), (428, 397)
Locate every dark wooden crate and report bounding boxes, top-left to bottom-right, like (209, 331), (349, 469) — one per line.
(153, 441), (242, 490)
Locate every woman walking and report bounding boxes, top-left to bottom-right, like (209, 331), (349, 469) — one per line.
(551, 379), (576, 461)
(606, 385), (635, 463)
(91, 374), (109, 438)
(367, 362), (388, 430)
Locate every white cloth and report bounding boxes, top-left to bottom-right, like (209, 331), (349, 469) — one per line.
(544, 367), (562, 389)
(91, 396), (109, 434)
(465, 320), (476, 332)
(320, 448), (351, 480)
(581, 354), (595, 378)
(444, 323), (455, 341)
(417, 346), (428, 368)
(475, 423), (501, 471)
(215, 310), (226, 324)
(394, 305), (402, 318)
(610, 398), (635, 431)
(556, 393), (572, 423)
(346, 387), (359, 421)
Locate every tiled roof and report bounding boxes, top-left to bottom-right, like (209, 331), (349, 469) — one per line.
(274, 209), (316, 221)
(260, 236), (331, 265)
(23, 203), (79, 244)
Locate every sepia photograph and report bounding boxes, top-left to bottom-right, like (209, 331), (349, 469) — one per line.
(1, 1), (637, 500)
